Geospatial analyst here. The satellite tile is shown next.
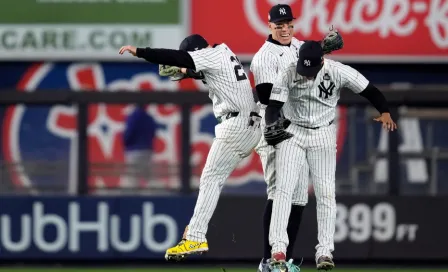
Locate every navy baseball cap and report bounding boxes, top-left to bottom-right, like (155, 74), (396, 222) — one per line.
(179, 34), (209, 52)
(296, 41), (324, 77)
(268, 4), (295, 23)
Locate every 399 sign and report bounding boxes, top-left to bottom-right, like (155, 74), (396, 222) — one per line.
(334, 203), (418, 243)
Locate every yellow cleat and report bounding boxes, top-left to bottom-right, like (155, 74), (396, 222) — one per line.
(165, 239), (209, 261)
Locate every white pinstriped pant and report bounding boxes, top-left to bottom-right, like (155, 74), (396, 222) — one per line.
(269, 123), (337, 260)
(187, 114), (262, 242)
(255, 108), (309, 204)
(255, 134), (309, 205)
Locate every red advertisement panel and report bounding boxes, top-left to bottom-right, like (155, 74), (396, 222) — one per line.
(191, 0), (448, 62)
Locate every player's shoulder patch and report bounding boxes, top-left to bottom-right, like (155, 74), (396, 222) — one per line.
(272, 86), (283, 94)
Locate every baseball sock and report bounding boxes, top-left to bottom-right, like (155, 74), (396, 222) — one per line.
(286, 204), (305, 260)
(263, 199), (273, 261)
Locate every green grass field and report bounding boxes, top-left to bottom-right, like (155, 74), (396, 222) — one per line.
(2, 268), (448, 272)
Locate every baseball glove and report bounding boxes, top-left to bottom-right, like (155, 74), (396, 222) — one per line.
(264, 118), (293, 146)
(159, 64), (188, 81)
(321, 26), (344, 55)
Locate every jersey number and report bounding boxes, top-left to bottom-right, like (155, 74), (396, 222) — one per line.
(230, 56), (247, 81)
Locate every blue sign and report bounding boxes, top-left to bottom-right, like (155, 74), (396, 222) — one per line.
(0, 196), (195, 259)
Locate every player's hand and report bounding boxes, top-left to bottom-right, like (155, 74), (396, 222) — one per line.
(119, 45), (137, 56)
(374, 112), (397, 131)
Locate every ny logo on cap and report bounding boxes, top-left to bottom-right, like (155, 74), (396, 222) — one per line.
(304, 60), (311, 66)
(279, 8), (286, 15)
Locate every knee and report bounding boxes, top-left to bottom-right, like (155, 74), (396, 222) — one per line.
(315, 192), (336, 205)
(199, 174), (223, 188)
(274, 185), (293, 199)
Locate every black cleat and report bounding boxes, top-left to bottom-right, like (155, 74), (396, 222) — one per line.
(316, 256), (335, 271)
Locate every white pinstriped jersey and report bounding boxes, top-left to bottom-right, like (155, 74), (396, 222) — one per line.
(250, 37), (304, 90)
(188, 43), (258, 118)
(270, 59), (370, 127)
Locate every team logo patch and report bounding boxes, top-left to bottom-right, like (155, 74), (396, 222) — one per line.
(272, 87), (282, 94)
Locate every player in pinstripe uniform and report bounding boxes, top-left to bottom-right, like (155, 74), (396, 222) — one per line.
(119, 34), (262, 261)
(264, 41), (397, 271)
(250, 4), (344, 272)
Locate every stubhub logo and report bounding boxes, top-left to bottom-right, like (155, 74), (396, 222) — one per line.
(0, 201), (178, 253)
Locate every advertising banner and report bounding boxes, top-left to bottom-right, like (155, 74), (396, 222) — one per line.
(191, 0), (448, 63)
(0, 0), (187, 60)
(0, 62), (448, 194)
(0, 196), (195, 259)
(0, 196), (446, 260)
(205, 196), (448, 260)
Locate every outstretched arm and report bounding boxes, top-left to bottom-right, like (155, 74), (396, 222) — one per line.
(119, 45), (196, 69)
(359, 83), (397, 131)
(340, 63), (397, 131)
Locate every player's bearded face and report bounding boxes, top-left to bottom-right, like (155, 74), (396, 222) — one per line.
(269, 21), (294, 45)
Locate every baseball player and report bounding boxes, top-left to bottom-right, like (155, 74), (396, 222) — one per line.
(119, 34), (262, 261)
(250, 4), (344, 272)
(264, 41), (397, 271)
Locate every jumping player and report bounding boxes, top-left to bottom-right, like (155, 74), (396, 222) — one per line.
(250, 4), (344, 272)
(263, 41), (397, 271)
(119, 35), (262, 261)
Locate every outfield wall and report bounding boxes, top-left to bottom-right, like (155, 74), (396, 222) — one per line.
(0, 196), (446, 261)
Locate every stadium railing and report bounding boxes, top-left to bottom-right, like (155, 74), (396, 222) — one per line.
(1, 87), (447, 196)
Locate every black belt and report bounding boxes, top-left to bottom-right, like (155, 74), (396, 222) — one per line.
(217, 112), (259, 124)
(297, 120), (334, 130)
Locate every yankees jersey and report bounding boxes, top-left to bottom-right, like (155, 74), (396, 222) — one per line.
(188, 43), (258, 118)
(250, 36), (304, 98)
(270, 59), (369, 127)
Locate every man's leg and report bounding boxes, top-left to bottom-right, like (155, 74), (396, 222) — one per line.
(257, 141), (308, 263)
(187, 116), (261, 241)
(286, 162), (309, 260)
(123, 151), (140, 190)
(255, 138), (277, 262)
(269, 139), (307, 258)
(164, 116), (260, 260)
(165, 137), (249, 260)
(307, 126), (337, 270)
(187, 137), (247, 241)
